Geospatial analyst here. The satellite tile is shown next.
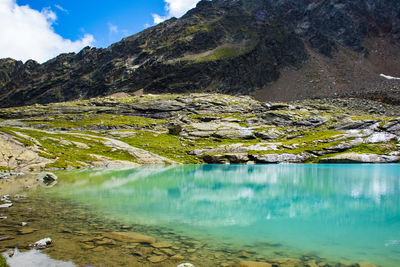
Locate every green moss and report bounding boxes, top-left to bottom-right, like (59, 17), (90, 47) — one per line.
(193, 47), (244, 63)
(15, 129), (136, 169)
(349, 143), (396, 155)
(0, 254), (7, 267)
(0, 166), (10, 172)
(281, 129), (343, 145)
(0, 127), (35, 147)
(185, 25), (210, 35)
(121, 132), (202, 164)
(23, 114), (164, 130)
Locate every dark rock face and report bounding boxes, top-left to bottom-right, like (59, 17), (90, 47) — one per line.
(1, 0), (400, 107)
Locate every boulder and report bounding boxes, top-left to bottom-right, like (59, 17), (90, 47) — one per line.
(202, 153), (249, 164)
(30, 237), (52, 249)
(37, 172), (58, 187)
(213, 127), (255, 139)
(0, 133), (53, 171)
(251, 153), (311, 163)
(380, 119), (400, 133)
(319, 153), (400, 163)
(262, 112), (293, 126)
(365, 132), (398, 143)
(186, 122), (255, 139)
(334, 120), (380, 130)
(255, 130), (281, 140)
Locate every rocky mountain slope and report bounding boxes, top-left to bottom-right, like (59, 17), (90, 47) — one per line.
(1, 0), (400, 107)
(0, 93), (399, 171)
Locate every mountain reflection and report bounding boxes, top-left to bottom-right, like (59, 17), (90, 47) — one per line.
(54, 164), (400, 226)
(51, 164), (400, 266)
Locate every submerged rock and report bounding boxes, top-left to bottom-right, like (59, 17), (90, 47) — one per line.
(356, 263), (378, 267)
(103, 231), (156, 244)
(18, 227), (38, 235)
(148, 255), (167, 263)
(238, 261), (272, 267)
(151, 242), (173, 248)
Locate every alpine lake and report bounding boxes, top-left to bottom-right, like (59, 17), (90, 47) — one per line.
(0, 164), (399, 267)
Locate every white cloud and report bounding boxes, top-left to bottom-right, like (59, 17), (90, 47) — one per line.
(108, 23), (119, 34)
(152, 0), (200, 24)
(0, 0), (94, 63)
(54, 4), (68, 14)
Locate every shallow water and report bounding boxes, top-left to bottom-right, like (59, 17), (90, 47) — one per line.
(5, 248), (75, 267)
(43, 164), (400, 267)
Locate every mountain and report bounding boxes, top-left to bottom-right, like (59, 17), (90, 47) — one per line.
(1, 0), (400, 107)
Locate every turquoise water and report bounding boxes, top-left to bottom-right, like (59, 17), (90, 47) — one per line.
(52, 164), (400, 266)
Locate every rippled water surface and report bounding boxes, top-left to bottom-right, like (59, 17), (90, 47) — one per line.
(50, 164), (400, 266)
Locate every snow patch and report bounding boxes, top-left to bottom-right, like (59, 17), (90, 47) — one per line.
(380, 74), (400, 80)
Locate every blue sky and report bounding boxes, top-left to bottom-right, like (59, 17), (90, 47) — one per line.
(17, 0), (166, 48)
(0, 0), (199, 62)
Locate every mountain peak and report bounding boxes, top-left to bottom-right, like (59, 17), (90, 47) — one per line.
(0, 0), (400, 107)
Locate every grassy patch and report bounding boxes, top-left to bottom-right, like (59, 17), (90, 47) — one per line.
(348, 143), (397, 155)
(0, 166), (10, 172)
(0, 254), (7, 267)
(15, 129), (136, 169)
(193, 47), (245, 63)
(23, 114), (164, 129)
(121, 132), (202, 164)
(0, 127), (35, 147)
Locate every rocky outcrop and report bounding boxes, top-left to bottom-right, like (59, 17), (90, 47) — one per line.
(0, 94), (399, 168)
(250, 153), (312, 164)
(1, 0), (400, 107)
(319, 153), (400, 163)
(0, 132), (53, 171)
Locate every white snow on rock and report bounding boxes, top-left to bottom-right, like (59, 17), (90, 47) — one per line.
(380, 74), (400, 80)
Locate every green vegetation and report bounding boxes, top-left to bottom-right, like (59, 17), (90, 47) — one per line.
(349, 143), (397, 155)
(15, 129), (135, 169)
(0, 127), (35, 147)
(0, 166), (10, 171)
(121, 132), (202, 164)
(185, 24), (210, 35)
(0, 254), (7, 267)
(193, 47), (245, 63)
(23, 114), (163, 129)
(0, 93), (398, 169)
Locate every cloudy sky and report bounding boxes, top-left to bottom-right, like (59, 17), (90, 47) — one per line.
(0, 0), (200, 63)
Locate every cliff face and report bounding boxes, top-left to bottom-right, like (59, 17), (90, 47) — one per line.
(1, 0), (400, 107)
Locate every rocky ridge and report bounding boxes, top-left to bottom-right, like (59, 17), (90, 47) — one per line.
(0, 93), (398, 171)
(1, 0), (400, 107)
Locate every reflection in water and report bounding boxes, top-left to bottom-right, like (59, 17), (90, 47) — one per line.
(5, 248), (75, 267)
(51, 164), (400, 266)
